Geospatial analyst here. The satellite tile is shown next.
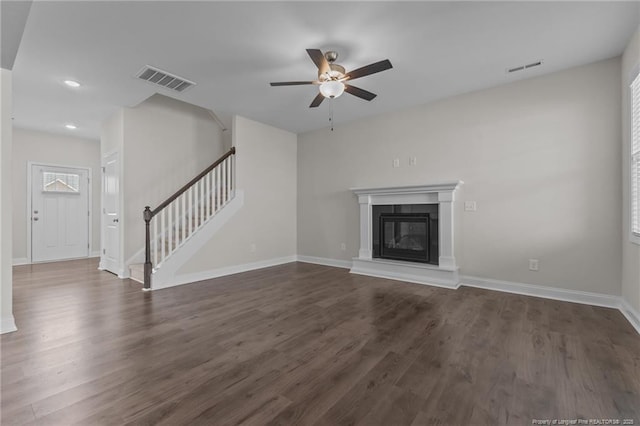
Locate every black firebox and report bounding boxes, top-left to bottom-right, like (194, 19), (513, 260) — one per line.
(373, 204), (438, 265)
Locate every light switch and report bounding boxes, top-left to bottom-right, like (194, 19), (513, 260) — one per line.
(409, 157), (417, 166)
(464, 201), (477, 212)
(392, 158), (400, 168)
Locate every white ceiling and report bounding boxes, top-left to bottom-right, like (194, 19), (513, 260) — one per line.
(11, 1), (640, 140)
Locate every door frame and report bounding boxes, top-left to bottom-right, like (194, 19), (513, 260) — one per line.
(98, 150), (125, 277)
(26, 161), (93, 264)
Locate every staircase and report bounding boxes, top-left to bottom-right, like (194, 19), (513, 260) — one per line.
(129, 147), (236, 289)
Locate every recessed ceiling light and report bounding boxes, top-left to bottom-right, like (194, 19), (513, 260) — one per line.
(64, 80), (81, 88)
(65, 124), (77, 130)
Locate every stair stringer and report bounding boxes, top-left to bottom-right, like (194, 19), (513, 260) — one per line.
(150, 190), (244, 290)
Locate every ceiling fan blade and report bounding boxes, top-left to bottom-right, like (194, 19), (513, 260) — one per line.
(309, 92), (324, 108)
(345, 59), (393, 81)
(270, 81), (315, 86)
(306, 49), (329, 75)
(344, 84), (377, 101)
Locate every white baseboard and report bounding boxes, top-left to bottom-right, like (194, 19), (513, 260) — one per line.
(619, 299), (640, 335)
(151, 255), (297, 291)
(296, 255), (352, 269)
(460, 275), (621, 309)
(1, 315), (17, 334)
(14, 252), (100, 266)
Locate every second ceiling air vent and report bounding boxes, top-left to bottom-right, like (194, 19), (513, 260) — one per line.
(507, 60), (543, 74)
(135, 65), (196, 92)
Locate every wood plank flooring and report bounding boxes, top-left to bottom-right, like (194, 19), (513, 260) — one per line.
(2, 258), (639, 425)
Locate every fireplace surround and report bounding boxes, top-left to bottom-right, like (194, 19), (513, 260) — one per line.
(350, 182), (462, 288)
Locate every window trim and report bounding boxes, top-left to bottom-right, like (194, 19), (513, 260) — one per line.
(630, 64), (640, 245)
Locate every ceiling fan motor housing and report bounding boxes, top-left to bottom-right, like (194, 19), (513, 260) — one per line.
(319, 63), (346, 81)
(324, 51), (338, 63)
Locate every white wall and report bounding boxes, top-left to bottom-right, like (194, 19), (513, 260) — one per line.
(121, 94), (225, 263)
(622, 27), (640, 312)
(178, 115), (297, 274)
(12, 128), (101, 262)
(298, 58), (622, 296)
(101, 109), (124, 157)
(1, 68), (16, 333)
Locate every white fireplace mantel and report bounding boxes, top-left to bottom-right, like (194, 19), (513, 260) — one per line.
(350, 182), (463, 288)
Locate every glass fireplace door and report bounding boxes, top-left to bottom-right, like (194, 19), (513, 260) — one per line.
(379, 214), (430, 263)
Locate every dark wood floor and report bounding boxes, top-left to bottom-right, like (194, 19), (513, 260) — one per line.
(2, 259), (639, 425)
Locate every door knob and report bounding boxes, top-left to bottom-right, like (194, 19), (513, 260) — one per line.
(33, 217), (39, 221)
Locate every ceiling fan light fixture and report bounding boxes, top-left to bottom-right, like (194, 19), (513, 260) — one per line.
(319, 80), (345, 99)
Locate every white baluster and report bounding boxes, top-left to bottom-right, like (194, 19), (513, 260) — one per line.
(198, 180), (205, 228)
(168, 202), (173, 254)
(160, 209), (166, 264)
(195, 182), (199, 228)
(227, 156), (233, 200)
(153, 215), (157, 267)
(222, 158), (227, 205)
(205, 173), (210, 221)
(213, 165), (218, 213)
(211, 167), (215, 214)
(194, 181), (199, 229)
(227, 156), (231, 195)
(188, 186), (193, 237)
(217, 164), (222, 210)
(173, 198), (178, 247)
(229, 155), (236, 194)
(181, 192), (186, 244)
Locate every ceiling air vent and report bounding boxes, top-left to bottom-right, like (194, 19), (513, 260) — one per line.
(135, 65), (195, 92)
(507, 60), (543, 74)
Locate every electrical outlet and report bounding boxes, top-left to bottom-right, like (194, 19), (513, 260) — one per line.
(529, 259), (539, 271)
(464, 201), (477, 212)
(409, 157), (417, 166)
(250, 243), (256, 252)
(392, 158), (400, 168)
(340, 243), (346, 251)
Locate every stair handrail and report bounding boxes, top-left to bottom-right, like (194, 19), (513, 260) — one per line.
(149, 147), (235, 217)
(143, 146), (236, 289)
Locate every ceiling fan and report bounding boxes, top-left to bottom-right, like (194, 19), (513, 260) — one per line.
(270, 49), (393, 108)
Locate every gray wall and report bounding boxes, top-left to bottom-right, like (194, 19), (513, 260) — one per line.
(179, 115), (298, 274)
(622, 27), (640, 311)
(297, 58), (622, 296)
(117, 94), (225, 263)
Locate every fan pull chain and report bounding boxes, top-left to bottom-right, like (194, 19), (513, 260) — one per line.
(329, 99), (334, 131)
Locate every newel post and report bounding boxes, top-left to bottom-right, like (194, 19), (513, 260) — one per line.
(143, 206), (152, 290)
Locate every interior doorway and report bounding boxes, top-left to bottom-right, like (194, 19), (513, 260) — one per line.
(100, 151), (120, 275)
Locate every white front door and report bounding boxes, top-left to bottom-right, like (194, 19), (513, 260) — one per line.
(101, 152), (120, 274)
(31, 165), (90, 262)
